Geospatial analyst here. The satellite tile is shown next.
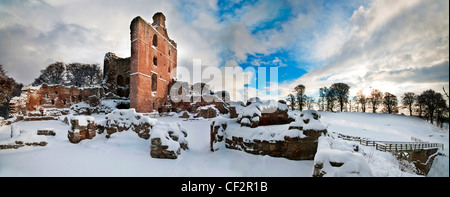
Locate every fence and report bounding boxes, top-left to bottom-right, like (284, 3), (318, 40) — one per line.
(334, 132), (444, 152)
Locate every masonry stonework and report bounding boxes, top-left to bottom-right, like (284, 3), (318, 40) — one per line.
(130, 13), (177, 113)
(103, 52), (131, 99)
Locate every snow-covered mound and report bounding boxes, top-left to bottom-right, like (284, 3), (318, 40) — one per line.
(97, 109), (157, 139)
(211, 110), (327, 160)
(104, 109), (157, 128)
(150, 121), (188, 159)
(314, 136), (373, 177)
(237, 98), (291, 128)
(289, 110), (327, 132)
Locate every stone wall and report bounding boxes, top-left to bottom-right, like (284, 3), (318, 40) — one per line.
(224, 131), (324, 160)
(195, 105), (219, 119)
(210, 117), (227, 152)
(67, 116), (96, 144)
(410, 148), (440, 176)
(96, 109), (156, 139)
(9, 85), (103, 118)
(211, 110), (327, 160)
(237, 99), (293, 128)
(150, 122), (188, 159)
(0, 117), (5, 127)
(103, 52), (131, 99)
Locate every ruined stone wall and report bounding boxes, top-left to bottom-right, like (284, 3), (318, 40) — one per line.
(103, 52), (131, 98)
(224, 132), (323, 160)
(130, 13), (177, 113)
(9, 85), (103, 117)
(39, 85), (103, 108)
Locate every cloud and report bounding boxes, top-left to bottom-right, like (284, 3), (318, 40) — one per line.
(1, 0), (447, 102)
(363, 60), (449, 84)
(0, 0), (228, 84)
(279, 0), (449, 98)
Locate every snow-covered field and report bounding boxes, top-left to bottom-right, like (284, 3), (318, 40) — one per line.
(0, 111), (448, 177)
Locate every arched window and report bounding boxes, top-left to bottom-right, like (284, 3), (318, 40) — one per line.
(117, 75), (124, 86)
(151, 74), (158, 92)
(152, 34), (158, 47)
(168, 65), (171, 73)
(153, 56), (157, 66)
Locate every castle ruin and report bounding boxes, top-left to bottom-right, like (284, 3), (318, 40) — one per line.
(129, 13), (177, 113)
(9, 13), (177, 116)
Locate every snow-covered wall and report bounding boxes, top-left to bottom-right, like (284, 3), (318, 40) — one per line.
(211, 110), (328, 160)
(313, 136), (373, 177)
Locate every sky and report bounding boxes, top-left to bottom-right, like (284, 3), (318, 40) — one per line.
(0, 0), (448, 102)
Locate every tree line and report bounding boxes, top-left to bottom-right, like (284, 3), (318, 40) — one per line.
(0, 65), (23, 118)
(287, 83), (351, 113)
(32, 62), (103, 87)
(286, 83), (449, 127)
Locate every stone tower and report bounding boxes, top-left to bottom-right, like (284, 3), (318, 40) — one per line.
(129, 13), (177, 113)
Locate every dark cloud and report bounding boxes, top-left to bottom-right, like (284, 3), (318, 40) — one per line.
(363, 60), (449, 84)
(0, 22), (109, 84)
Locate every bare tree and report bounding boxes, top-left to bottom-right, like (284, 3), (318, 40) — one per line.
(305, 97), (315, 110)
(443, 87), (449, 100)
(383, 92), (398, 114)
(294, 84), (306, 111)
(330, 83), (350, 112)
(319, 87), (327, 111)
(286, 94), (296, 110)
(356, 89), (367, 112)
(435, 96), (448, 128)
(32, 62), (65, 86)
(0, 65), (23, 118)
(443, 87), (449, 113)
(66, 63), (102, 87)
(420, 89), (446, 124)
(325, 87), (338, 112)
(368, 89), (383, 113)
(415, 94), (426, 118)
(401, 92), (415, 116)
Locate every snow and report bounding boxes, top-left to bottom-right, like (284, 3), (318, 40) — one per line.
(226, 121), (295, 141)
(105, 109), (158, 128)
(428, 155), (450, 177)
(243, 99), (288, 115)
(211, 116), (228, 126)
(0, 118), (312, 177)
(9, 129), (47, 143)
(70, 116), (94, 127)
(240, 105), (261, 117)
(10, 124), (20, 138)
(320, 111), (449, 156)
(280, 129), (306, 139)
(303, 119), (327, 131)
(0, 111), (448, 177)
(240, 118), (251, 125)
(251, 116), (260, 122)
(315, 136), (374, 177)
(288, 120), (305, 128)
(197, 104), (216, 110)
